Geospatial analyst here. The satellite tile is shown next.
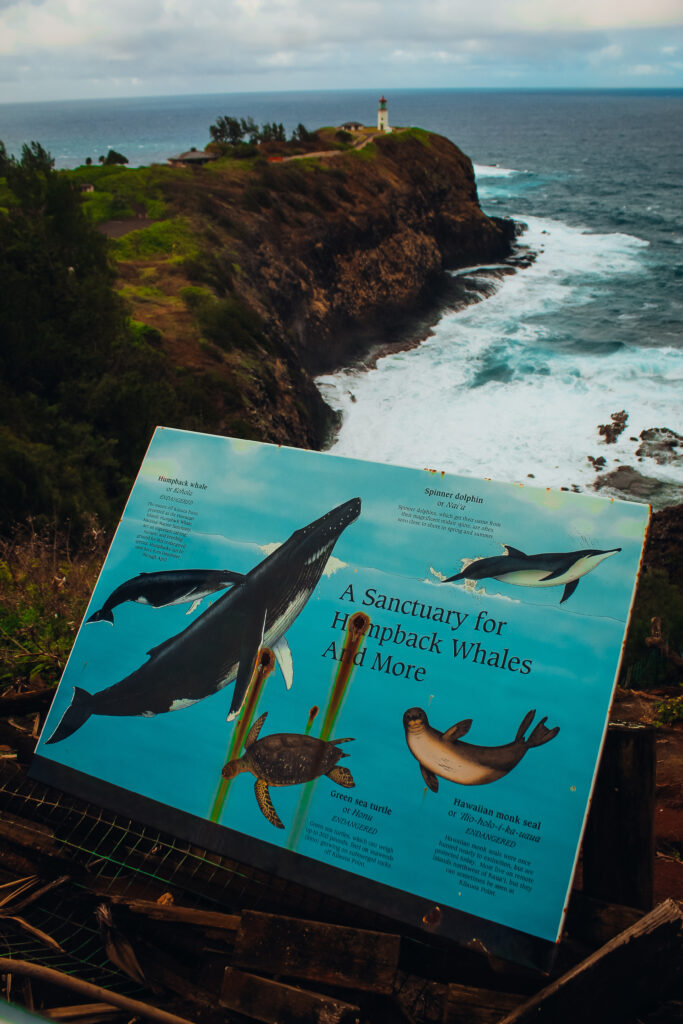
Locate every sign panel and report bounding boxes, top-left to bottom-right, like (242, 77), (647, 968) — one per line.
(32, 427), (650, 966)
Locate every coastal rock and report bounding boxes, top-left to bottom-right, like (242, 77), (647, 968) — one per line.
(593, 466), (682, 509)
(636, 427), (682, 466)
(598, 410), (628, 444)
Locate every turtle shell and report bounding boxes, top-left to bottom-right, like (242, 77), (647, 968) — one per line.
(249, 733), (342, 786)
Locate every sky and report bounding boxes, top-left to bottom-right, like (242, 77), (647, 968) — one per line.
(1, 0), (683, 103)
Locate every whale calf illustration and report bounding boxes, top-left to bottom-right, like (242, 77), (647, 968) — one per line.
(86, 569), (246, 625)
(403, 707), (559, 788)
(45, 498), (361, 744)
(444, 544), (621, 603)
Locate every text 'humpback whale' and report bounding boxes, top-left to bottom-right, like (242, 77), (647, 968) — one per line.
(444, 544), (621, 603)
(44, 498), (361, 745)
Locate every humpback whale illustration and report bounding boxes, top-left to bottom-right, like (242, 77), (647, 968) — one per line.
(443, 544), (621, 603)
(403, 707), (559, 788)
(86, 569), (245, 625)
(45, 498), (361, 744)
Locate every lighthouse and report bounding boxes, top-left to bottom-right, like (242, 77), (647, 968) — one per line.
(377, 95), (390, 133)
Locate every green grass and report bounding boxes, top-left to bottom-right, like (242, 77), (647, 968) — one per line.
(111, 217), (199, 261)
(70, 164), (175, 224)
(118, 283), (176, 303)
(390, 126), (432, 146)
(350, 142), (378, 162)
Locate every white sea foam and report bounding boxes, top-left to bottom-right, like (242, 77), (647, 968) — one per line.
(473, 164), (522, 178)
(317, 213), (682, 500)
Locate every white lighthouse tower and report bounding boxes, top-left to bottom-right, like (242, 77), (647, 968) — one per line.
(377, 95), (390, 133)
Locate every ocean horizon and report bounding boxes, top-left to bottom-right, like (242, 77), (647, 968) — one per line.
(1, 87), (681, 506)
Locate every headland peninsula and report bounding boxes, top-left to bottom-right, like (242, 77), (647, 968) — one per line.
(0, 124), (516, 535)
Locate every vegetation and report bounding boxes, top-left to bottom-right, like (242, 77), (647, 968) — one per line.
(653, 695), (683, 727)
(99, 149), (128, 166)
(208, 116), (310, 147)
(0, 522), (107, 690)
(0, 141), (252, 538)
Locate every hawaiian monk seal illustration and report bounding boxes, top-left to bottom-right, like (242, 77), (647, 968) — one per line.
(86, 568), (245, 625)
(444, 544), (621, 603)
(403, 707), (559, 789)
(44, 498), (361, 744)
(222, 711), (355, 829)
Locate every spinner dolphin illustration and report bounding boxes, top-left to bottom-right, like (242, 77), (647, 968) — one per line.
(45, 498), (361, 744)
(86, 569), (245, 624)
(403, 707), (559, 789)
(443, 544), (621, 603)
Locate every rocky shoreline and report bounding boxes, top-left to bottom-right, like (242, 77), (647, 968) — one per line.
(590, 421), (682, 509)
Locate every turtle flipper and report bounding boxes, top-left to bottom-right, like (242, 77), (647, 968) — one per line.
(254, 779), (284, 829)
(245, 712), (268, 748)
(327, 765), (355, 788)
(421, 764), (439, 793)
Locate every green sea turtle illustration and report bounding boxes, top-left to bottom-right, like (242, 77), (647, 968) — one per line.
(221, 712), (355, 828)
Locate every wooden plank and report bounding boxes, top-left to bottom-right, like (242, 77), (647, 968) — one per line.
(220, 966), (360, 1024)
(582, 724), (655, 910)
(497, 899), (683, 1024)
(565, 892), (645, 948)
(0, 688), (55, 716)
(444, 984), (524, 1024)
(43, 1004), (121, 1021)
(233, 910), (400, 993)
(109, 897), (240, 932)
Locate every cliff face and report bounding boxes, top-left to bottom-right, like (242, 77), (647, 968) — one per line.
(104, 128), (515, 449)
(230, 131), (514, 374)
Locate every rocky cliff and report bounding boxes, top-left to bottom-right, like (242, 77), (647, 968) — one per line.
(107, 128), (515, 448)
(231, 130), (515, 374)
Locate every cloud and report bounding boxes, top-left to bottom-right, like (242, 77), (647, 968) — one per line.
(629, 62), (666, 74)
(1, 0), (682, 100)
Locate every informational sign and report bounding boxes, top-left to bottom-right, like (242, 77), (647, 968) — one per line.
(32, 428), (650, 967)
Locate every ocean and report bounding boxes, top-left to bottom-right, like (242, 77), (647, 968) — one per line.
(1, 88), (681, 504)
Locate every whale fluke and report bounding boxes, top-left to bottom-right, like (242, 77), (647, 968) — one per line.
(45, 686), (94, 744)
(86, 608), (115, 625)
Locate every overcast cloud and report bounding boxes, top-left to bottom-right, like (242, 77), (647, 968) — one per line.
(1, 0), (682, 102)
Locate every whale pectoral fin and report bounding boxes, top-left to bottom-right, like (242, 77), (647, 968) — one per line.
(561, 579), (579, 603)
(186, 598), (202, 615)
(272, 636), (293, 691)
(443, 718), (472, 741)
(328, 765), (355, 788)
(443, 572), (465, 583)
(255, 779), (284, 829)
(227, 608), (267, 721)
(420, 765), (439, 793)
(540, 564), (570, 581)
